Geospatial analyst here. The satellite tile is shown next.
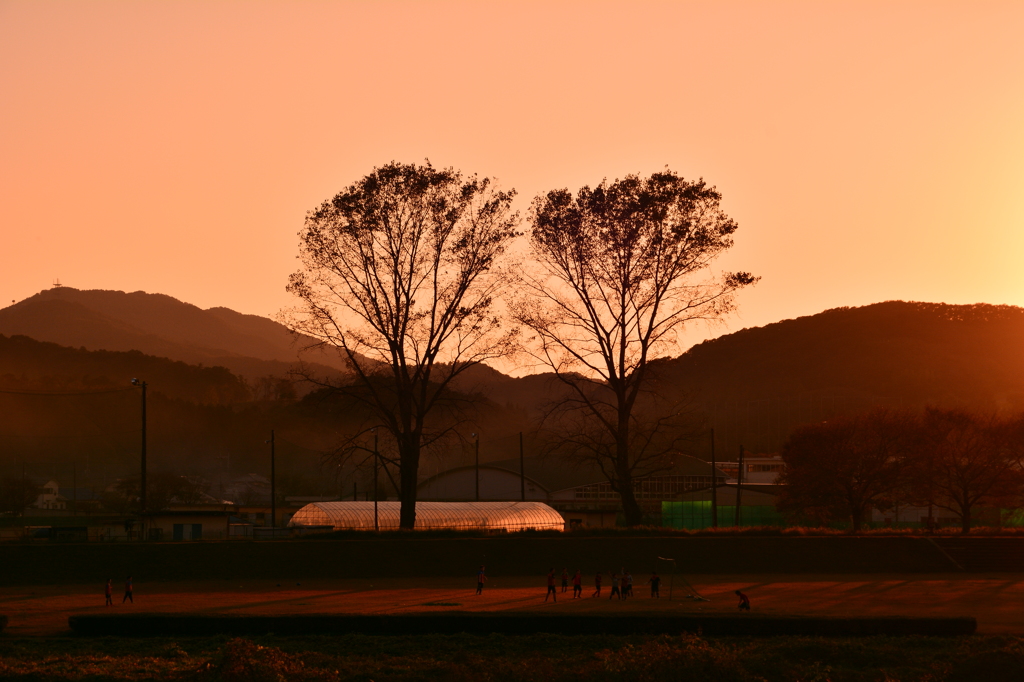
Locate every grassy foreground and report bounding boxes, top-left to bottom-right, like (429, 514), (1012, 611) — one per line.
(1, 634), (1023, 681)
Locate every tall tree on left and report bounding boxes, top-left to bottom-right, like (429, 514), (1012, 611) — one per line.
(286, 162), (520, 529)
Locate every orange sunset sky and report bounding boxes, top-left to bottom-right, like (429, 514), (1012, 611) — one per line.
(2, 1), (1022, 350)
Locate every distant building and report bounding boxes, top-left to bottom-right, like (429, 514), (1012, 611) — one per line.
(144, 503), (236, 541)
(33, 479), (67, 511)
(418, 455), (727, 527)
(715, 455), (785, 485)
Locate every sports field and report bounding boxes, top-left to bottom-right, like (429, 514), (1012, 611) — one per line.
(3, 573), (1021, 637)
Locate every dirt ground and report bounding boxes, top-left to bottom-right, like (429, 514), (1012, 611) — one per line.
(2, 574), (1022, 637)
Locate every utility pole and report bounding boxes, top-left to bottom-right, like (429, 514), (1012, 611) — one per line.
(519, 432), (525, 501)
(269, 430), (276, 528)
(132, 379), (147, 537)
(372, 429), (379, 532)
(710, 428), (718, 529)
(735, 445), (744, 527)
(473, 433), (480, 501)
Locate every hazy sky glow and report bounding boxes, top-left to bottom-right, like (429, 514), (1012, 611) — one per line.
(2, 1), (1022, 350)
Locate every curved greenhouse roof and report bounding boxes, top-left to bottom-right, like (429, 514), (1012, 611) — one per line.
(288, 501), (565, 532)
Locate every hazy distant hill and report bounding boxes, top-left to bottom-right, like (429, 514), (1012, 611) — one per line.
(5, 288), (1023, 463)
(652, 301), (1024, 456)
(0, 334), (367, 492)
(0, 287), (346, 382)
(0, 334), (249, 404)
(454, 301), (1024, 458)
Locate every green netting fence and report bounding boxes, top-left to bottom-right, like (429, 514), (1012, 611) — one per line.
(662, 500), (788, 529)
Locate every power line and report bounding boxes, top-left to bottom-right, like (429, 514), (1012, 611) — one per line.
(0, 387), (135, 396)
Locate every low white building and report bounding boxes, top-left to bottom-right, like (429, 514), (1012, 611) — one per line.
(715, 455), (786, 485)
(33, 480), (67, 511)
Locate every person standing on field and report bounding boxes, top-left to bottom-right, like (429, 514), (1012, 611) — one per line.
(619, 573), (629, 599)
(122, 576), (133, 604)
(592, 571), (603, 598)
(476, 566), (487, 595)
(572, 569), (582, 598)
(609, 572), (621, 600)
(545, 568), (558, 602)
(104, 579), (113, 607)
(625, 571), (634, 597)
(648, 572), (660, 598)
(561, 567), (569, 593)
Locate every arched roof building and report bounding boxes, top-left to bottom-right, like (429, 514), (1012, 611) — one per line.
(288, 500), (565, 532)
(417, 454), (727, 528)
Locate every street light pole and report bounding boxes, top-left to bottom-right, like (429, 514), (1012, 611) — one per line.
(710, 428), (718, 529)
(735, 445), (745, 527)
(269, 430), (276, 528)
(131, 379), (147, 537)
(473, 433), (479, 501)
(372, 429), (379, 532)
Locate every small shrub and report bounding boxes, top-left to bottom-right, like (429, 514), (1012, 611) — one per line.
(195, 638), (338, 682)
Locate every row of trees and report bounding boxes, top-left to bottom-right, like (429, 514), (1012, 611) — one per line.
(778, 408), (1024, 533)
(286, 162), (755, 527)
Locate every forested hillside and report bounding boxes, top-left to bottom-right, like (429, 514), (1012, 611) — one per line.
(5, 294), (1024, 490)
(660, 301), (1024, 456)
(0, 287), (346, 383)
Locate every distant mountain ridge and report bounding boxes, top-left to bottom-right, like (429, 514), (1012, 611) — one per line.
(0, 287), (346, 382)
(655, 300), (1024, 455)
(448, 300), (1024, 458)
(4, 288), (1024, 460)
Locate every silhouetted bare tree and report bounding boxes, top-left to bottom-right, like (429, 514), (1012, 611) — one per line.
(286, 162), (519, 528)
(777, 410), (916, 531)
(516, 170), (755, 525)
(909, 409), (1024, 533)
(0, 476), (40, 516)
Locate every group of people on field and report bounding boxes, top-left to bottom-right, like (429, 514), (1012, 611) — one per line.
(476, 565), (752, 610)
(541, 568), (661, 602)
(103, 576), (133, 606)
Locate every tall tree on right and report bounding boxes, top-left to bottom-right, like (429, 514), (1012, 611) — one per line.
(909, 409), (1024, 533)
(776, 410), (916, 531)
(516, 170), (756, 526)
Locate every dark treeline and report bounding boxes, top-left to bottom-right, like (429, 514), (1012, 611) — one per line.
(778, 408), (1024, 533)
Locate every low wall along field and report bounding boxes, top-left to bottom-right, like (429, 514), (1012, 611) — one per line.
(0, 535), (1004, 585)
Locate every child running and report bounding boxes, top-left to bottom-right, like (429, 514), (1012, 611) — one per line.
(545, 568), (558, 602)
(561, 568), (569, 593)
(572, 569), (582, 598)
(122, 576), (133, 604)
(609, 572), (621, 600)
(592, 571), (603, 598)
(619, 573), (629, 599)
(736, 590), (750, 611)
(104, 579), (113, 607)
(476, 565), (487, 595)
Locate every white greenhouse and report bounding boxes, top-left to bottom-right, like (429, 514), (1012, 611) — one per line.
(288, 501), (565, 532)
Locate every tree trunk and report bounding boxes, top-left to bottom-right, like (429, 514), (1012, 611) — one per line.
(619, 472), (644, 526)
(615, 408), (644, 527)
(398, 435), (420, 530)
